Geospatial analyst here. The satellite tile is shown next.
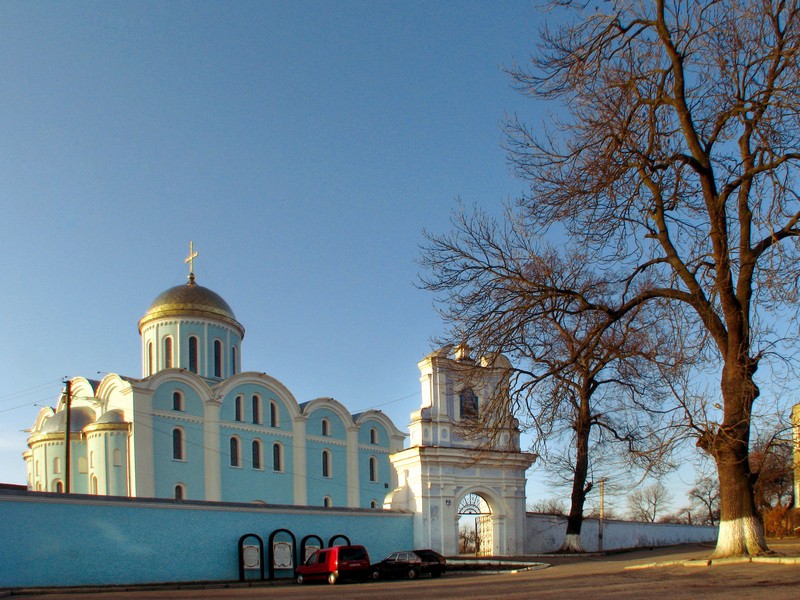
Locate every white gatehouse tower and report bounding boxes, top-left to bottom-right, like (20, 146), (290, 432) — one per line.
(386, 345), (536, 556)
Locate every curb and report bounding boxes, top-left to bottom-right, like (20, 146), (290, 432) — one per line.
(625, 555), (800, 570)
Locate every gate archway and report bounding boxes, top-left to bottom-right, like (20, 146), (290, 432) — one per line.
(457, 492), (493, 556)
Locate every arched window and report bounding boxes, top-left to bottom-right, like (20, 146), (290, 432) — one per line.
(55, 480), (64, 493)
(369, 456), (378, 482)
(174, 484), (185, 500)
(172, 428), (184, 461)
(322, 449), (331, 478)
(370, 499), (378, 509)
(89, 451), (95, 468)
(323, 496), (332, 508)
(230, 437), (240, 467)
(148, 342), (154, 375)
(370, 428), (378, 444)
(91, 475), (98, 495)
(53, 456), (61, 474)
(231, 346), (237, 375)
(235, 395), (243, 421)
(252, 440), (262, 469)
(270, 401), (278, 427)
(252, 395), (260, 424)
(188, 336), (199, 373)
(273, 443), (283, 471)
(173, 391), (183, 411)
(113, 448), (122, 467)
(164, 336), (173, 369)
(321, 418), (330, 436)
(214, 340), (222, 378)
(459, 388), (478, 418)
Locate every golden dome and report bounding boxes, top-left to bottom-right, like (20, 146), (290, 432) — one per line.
(138, 279), (245, 336)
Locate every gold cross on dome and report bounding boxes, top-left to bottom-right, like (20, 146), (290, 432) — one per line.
(185, 241), (198, 282)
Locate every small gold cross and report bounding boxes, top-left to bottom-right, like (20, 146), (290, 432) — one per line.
(185, 241), (198, 282)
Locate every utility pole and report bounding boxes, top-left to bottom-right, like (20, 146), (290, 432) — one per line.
(64, 379), (71, 494)
(598, 479), (605, 551)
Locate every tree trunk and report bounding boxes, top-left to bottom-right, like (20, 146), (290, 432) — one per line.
(711, 366), (769, 557)
(559, 397), (591, 553)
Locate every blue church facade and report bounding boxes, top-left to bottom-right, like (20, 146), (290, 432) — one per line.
(24, 269), (405, 508)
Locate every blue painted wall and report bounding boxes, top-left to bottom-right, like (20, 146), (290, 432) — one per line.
(0, 490), (413, 588)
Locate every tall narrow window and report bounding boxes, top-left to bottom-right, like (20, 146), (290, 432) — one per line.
(322, 450), (331, 478)
(273, 443), (282, 471)
(173, 391), (183, 411)
(230, 437), (240, 467)
(214, 340), (222, 377)
(174, 484), (184, 500)
(235, 395), (243, 421)
(113, 449), (122, 467)
(148, 342), (154, 375)
(231, 346), (237, 375)
(173, 428), (184, 460)
(53, 457), (61, 474)
(188, 336), (198, 373)
(370, 428), (378, 445)
(270, 402), (278, 427)
(459, 388), (478, 418)
(252, 395), (260, 424)
(321, 418), (330, 436)
(323, 496), (332, 508)
(55, 480), (64, 493)
(91, 475), (98, 495)
(252, 440), (262, 469)
(164, 337), (173, 369)
(369, 456), (377, 482)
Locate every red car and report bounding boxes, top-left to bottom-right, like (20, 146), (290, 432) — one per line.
(295, 545), (371, 585)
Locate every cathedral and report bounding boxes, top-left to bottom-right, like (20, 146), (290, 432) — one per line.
(22, 246), (534, 555)
(24, 251), (405, 508)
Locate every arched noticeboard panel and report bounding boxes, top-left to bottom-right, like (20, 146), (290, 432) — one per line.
(267, 528), (298, 580)
(238, 533), (265, 581)
(300, 534), (324, 564)
(327, 534), (351, 547)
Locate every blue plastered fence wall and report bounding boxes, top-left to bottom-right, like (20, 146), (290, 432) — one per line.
(0, 489), (413, 588)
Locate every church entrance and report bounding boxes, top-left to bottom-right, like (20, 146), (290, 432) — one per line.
(457, 492), (493, 556)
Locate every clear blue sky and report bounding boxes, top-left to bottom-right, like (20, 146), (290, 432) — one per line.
(0, 1), (700, 513)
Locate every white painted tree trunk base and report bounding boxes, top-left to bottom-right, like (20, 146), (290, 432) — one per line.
(712, 516), (769, 558)
(558, 533), (585, 553)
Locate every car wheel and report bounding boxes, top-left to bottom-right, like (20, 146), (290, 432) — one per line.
(296, 574), (305, 585)
(371, 570), (380, 581)
(407, 568), (418, 580)
(328, 572), (338, 585)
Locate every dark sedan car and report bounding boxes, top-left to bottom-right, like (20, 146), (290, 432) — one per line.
(371, 549), (446, 580)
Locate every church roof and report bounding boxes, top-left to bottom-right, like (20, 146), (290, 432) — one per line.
(138, 278), (245, 336)
(39, 406), (96, 434)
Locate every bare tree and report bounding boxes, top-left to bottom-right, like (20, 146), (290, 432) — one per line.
(688, 474), (721, 527)
(500, 0), (800, 556)
(421, 216), (674, 552)
(529, 497), (568, 515)
(628, 482), (673, 523)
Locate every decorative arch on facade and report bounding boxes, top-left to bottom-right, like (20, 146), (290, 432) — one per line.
(95, 373), (137, 417)
(215, 372), (303, 422)
(301, 397), (357, 432)
(354, 410), (406, 450)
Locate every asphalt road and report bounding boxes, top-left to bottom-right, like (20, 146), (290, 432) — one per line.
(8, 541), (800, 600)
